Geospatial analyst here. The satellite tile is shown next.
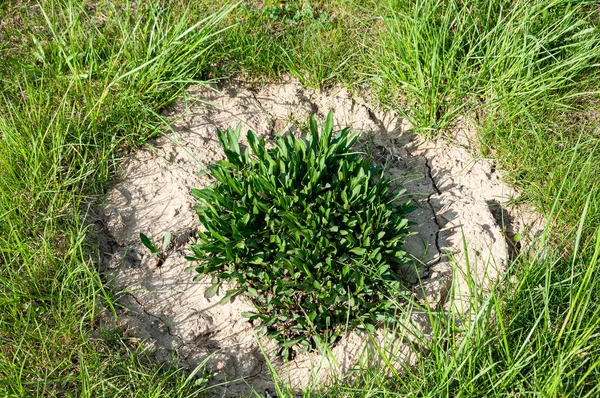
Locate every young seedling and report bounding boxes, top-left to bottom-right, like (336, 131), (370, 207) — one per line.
(140, 232), (172, 267)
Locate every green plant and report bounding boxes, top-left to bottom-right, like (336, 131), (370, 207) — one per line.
(263, 1), (332, 30)
(4, 0), (600, 393)
(374, 0), (600, 134)
(140, 232), (172, 267)
(187, 111), (416, 357)
(0, 0), (232, 394)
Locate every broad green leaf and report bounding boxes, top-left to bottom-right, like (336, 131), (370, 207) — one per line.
(220, 289), (239, 304)
(204, 283), (219, 299)
(140, 233), (158, 253)
(323, 110), (334, 149)
(228, 126), (241, 155)
(364, 323), (376, 333)
(241, 312), (259, 319)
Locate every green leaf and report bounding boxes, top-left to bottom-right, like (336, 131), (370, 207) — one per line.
(204, 283), (219, 299)
(140, 233), (158, 253)
(342, 264), (350, 276)
(207, 226), (227, 244)
(197, 168), (211, 178)
(228, 125), (242, 154)
(256, 325), (268, 337)
(162, 232), (172, 252)
(309, 115), (319, 137)
(364, 323), (376, 333)
(323, 110), (334, 148)
(514, 233), (523, 243)
(247, 130), (262, 158)
(191, 188), (212, 201)
(283, 337), (305, 348)
(349, 247), (367, 256)
(220, 289), (239, 304)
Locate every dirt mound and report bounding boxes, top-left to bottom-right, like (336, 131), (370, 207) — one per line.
(95, 79), (541, 396)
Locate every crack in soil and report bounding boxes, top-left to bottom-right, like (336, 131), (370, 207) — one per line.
(250, 90), (272, 120)
(424, 155), (443, 268)
(367, 108), (388, 133)
(129, 294), (186, 349)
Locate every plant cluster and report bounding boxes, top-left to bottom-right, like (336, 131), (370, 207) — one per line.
(263, 1), (332, 30)
(188, 112), (416, 357)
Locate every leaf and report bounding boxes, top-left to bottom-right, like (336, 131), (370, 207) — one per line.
(191, 188), (212, 201)
(348, 296), (356, 308)
(139, 233), (158, 253)
(228, 125), (242, 155)
(162, 232), (172, 252)
(197, 168), (211, 178)
(206, 226), (227, 244)
(220, 289), (239, 305)
(283, 337), (305, 348)
(247, 130), (261, 157)
(256, 325), (268, 337)
(349, 247), (367, 256)
(241, 312), (259, 319)
(514, 233), (523, 243)
(204, 283), (219, 299)
(323, 110), (334, 148)
(364, 323), (376, 333)
(342, 264), (350, 276)
(241, 213), (251, 226)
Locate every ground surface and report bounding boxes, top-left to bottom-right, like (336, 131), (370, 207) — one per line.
(2, 1), (600, 396)
(97, 79), (541, 395)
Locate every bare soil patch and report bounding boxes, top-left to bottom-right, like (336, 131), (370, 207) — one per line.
(94, 79), (541, 396)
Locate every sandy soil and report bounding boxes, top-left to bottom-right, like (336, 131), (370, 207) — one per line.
(94, 78), (542, 396)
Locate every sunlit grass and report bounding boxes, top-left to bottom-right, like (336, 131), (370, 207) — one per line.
(0, 0), (233, 395)
(1, 0), (599, 396)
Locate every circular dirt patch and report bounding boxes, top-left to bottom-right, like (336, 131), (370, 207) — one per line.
(94, 79), (541, 396)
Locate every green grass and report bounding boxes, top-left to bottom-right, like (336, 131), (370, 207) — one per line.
(1, 0), (599, 396)
(374, 0), (600, 129)
(0, 0), (235, 395)
(318, 148), (600, 397)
